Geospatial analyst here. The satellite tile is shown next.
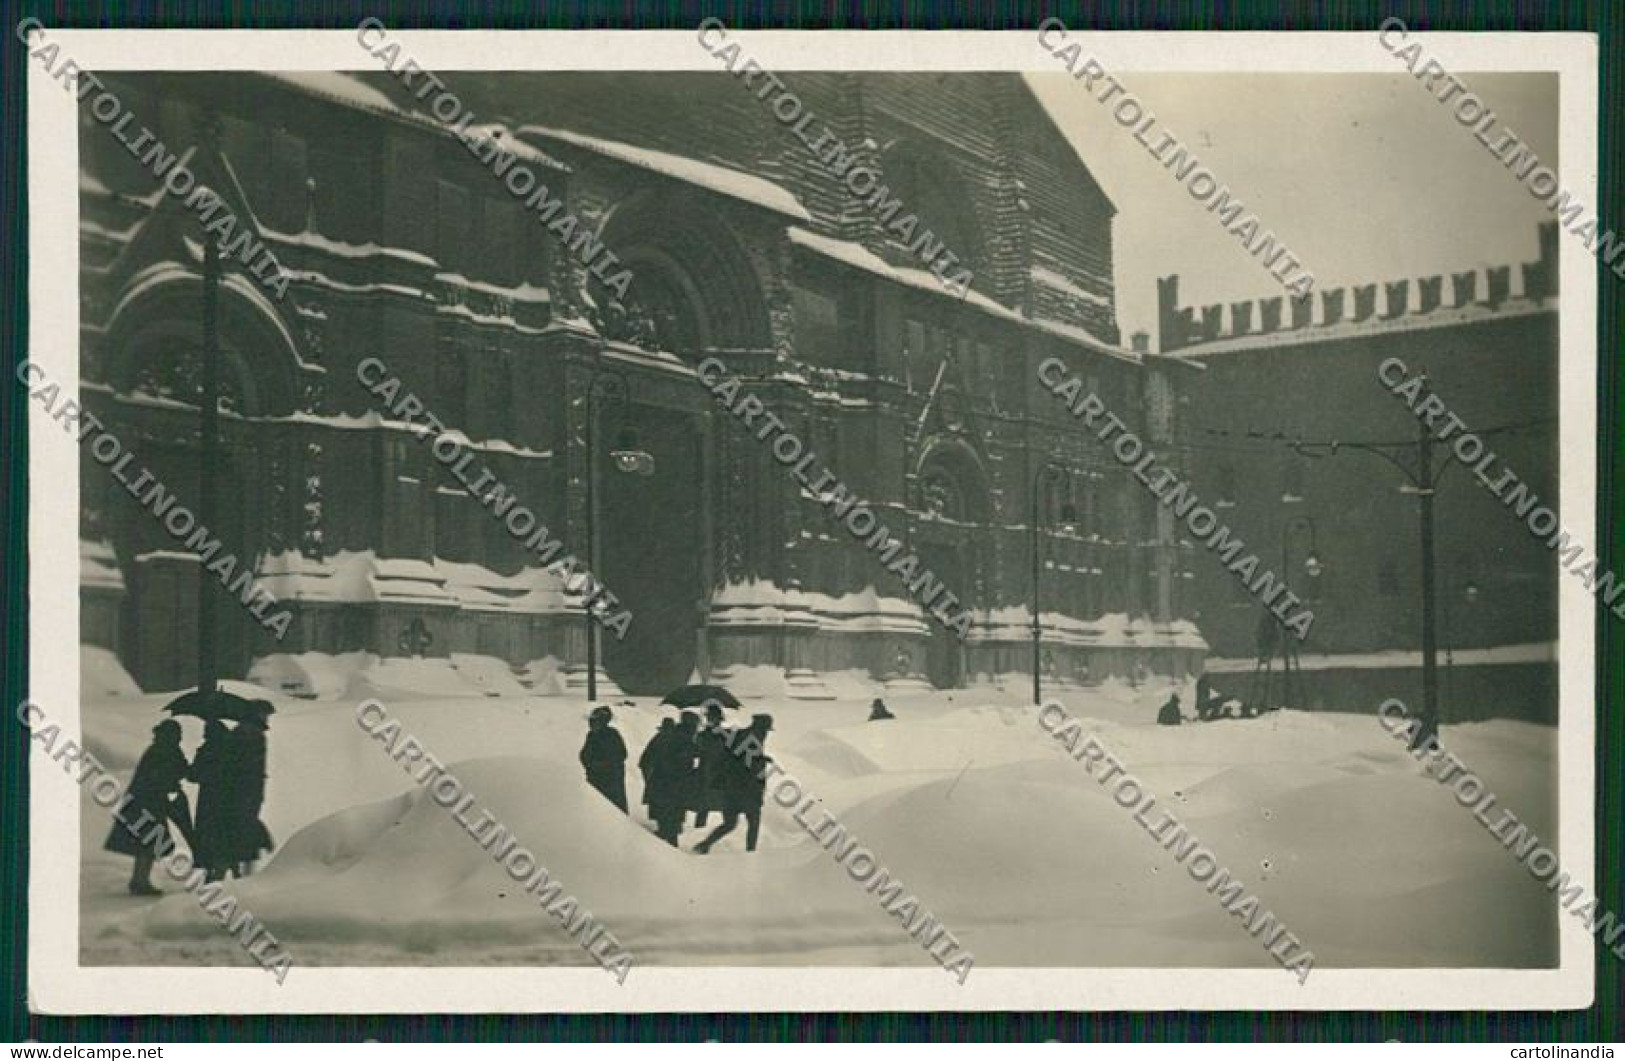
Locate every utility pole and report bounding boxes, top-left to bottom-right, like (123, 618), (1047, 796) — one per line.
(1416, 418), (1440, 749)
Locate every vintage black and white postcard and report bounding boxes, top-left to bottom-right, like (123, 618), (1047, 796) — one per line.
(19, 25), (1603, 1013)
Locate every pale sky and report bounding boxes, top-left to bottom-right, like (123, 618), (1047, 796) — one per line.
(1026, 72), (1560, 343)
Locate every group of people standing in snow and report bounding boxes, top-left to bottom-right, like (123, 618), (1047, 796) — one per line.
(106, 704), (275, 895)
(578, 704), (775, 855)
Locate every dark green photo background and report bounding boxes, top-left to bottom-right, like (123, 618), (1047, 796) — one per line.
(0, 0), (1618, 1043)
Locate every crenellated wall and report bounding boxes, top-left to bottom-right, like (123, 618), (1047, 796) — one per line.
(1159, 222), (1559, 354)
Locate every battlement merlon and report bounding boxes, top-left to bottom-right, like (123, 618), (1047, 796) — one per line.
(1155, 221), (1559, 354)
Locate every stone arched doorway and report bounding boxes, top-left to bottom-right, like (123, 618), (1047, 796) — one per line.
(914, 438), (991, 689)
(589, 193), (771, 694)
(96, 272), (302, 690)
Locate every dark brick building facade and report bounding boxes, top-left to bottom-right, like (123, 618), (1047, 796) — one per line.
(79, 71), (1205, 700)
(1166, 225), (1560, 720)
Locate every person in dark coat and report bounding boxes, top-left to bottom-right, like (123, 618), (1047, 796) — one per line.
(636, 724), (667, 841)
(692, 703), (729, 828)
(189, 718), (243, 882)
(868, 698), (896, 721)
(694, 714), (773, 855)
(1157, 694), (1182, 727)
(227, 704), (276, 876)
(580, 706), (629, 813)
(105, 719), (190, 895)
(640, 713), (698, 845)
(640, 717), (675, 793)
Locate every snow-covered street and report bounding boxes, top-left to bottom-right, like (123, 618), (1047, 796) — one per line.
(77, 673), (1559, 973)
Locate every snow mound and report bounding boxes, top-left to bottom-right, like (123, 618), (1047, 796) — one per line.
(342, 658), (482, 701)
(81, 646), (142, 699)
(147, 757), (916, 965)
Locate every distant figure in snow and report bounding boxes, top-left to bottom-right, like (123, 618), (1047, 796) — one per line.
(694, 713), (773, 855)
(692, 703), (729, 828)
(189, 718), (243, 882)
(1194, 675), (1219, 720)
(579, 706), (629, 813)
(1157, 694), (1182, 727)
(868, 698), (896, 721)
(105, 719), (190, 895)
(640, 712), (697, 845)
(227, 703), (276, 877)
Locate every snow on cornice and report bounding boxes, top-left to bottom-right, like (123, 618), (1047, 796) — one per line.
(253, 74), (568, 172)
(520, 125), (811, 224)
(260, 71), (402, 114)
(1031, 264), (1112, 309)
(789, 227), (1139, 365)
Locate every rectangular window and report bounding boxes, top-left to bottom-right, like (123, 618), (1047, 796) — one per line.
(436, 181), (472, 277)
(266, 128), (308, 233)
(311, 142), (374, 245)
(385, 438), (426, 559)
(484, 198), (519, 287)
(436, 331), (469, 430)
(794, 286), (842, 366)
(487, 354), (513, 442)
(1282, 458), (1305, 502)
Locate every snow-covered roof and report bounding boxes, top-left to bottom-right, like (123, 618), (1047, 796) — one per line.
(789, 227), (1138, 364)
(260, 72), (403, 116)
(254, 75), (567, 172)
(520, 125), (811, 224)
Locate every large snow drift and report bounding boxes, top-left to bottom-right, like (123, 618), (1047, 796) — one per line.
(79, 680), (1558, 970)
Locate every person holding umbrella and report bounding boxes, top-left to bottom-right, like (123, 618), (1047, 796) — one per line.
(104, 718), (191, 895)
(694, 713), (773, 855)
(692, 702), (730, 829)
(189, 717), (240, 882)
(227, 701), (276, 877)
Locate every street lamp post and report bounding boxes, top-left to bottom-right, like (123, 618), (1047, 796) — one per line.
(194, 112), (222, 697)
(197, 220), (221, 697)
(1030, 461), (1078, 706)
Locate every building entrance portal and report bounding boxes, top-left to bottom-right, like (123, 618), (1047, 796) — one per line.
(598, 406), (707, 696)
(916, 540), (967, 689)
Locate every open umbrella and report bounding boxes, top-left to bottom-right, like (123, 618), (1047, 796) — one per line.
(660, 684), (742, 710)
(163, 688), (274, 723)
